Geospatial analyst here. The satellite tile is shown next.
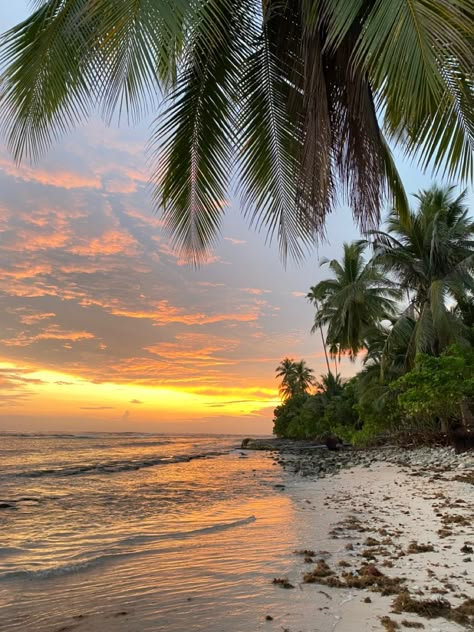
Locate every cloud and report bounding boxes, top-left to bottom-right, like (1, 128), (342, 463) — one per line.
(19, 313), (56, 325)
(1, 325), (95, 348)
(69, 229), (139, 257)
(80, 406), (116, 410)
(291, 291), (308, 297)
(0, 157), (102, 190)
(224, 237), (247, 245)
(0, 117), (329, 411)
(240, 288), (271, 296)
(0, 366), (47, 406)
(145, 332), (239, 366)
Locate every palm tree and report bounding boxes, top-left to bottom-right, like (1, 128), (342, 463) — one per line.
(316, 372), (343, 401)
(370, 186), (474, 363)
(0, 2), (472, 262)
(275, 358), (298, 400)
(293, 360), (315, 395)
(309, 242), (401, 359)
(275, 357), (314, 400)
(306, 288), (332, 375)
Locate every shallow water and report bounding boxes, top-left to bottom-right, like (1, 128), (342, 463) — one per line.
(0, 433), (310, 631)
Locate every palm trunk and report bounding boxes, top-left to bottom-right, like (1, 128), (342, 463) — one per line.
(319, 325), (332, 376)
(460, 399), (474, 430)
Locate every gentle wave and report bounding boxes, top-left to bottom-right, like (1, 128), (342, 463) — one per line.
(0, 516), (256, 581)
(119, 516), (257, 546)
(12, 451), (227, 479)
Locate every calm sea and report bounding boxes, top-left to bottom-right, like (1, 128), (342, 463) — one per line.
(0, 433), (311, 631)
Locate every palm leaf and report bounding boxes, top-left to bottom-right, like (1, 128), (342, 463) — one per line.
(356, 0), (474, 182)
(0, 0), (190, 162)
(237, 3), (314, 260)
(151, 0), (251, 264)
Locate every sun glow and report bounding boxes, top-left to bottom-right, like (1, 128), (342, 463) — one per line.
(0, 361), (279, 422)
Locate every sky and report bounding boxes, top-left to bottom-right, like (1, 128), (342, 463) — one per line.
(0, 4), (472, 434)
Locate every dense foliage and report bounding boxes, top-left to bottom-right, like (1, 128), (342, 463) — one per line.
(273, 186), (474, 444)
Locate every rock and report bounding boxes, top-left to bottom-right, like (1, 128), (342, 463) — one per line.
(326, 436), (341, 451)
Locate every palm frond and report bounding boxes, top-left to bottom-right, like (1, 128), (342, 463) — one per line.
(237, 3), (314, 260)
(356, 0), (474, 182)
(152, 0), (250, 264)
(0, 0), (186, 161)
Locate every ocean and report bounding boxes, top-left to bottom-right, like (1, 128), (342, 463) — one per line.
(0, 433), (314, 631)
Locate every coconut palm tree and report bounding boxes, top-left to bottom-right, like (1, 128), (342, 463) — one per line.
(275, 357), (298, 400)
(275, 357), (314, 400)
(306, 288), (332, 375)
(370, 186), (474, 362)
(316, 371), (343, 401)
(293, 359), (315, 395)
(0, 1), (472, 262)
(309, 242), (401, 359)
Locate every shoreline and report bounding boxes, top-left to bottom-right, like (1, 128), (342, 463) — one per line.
(243, 437), (474, 479)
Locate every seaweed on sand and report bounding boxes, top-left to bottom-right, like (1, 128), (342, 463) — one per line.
(304, 562), (406, 596)
(272, 577), (295, 589)
(453, 472), (474, 485)
(380, 615), (400, 631)
(303, 559), (334, 582)
(406, 541), (434, 554)
(392, 593), (474, 627)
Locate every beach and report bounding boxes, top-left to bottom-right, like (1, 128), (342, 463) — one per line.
(0, 434), (473, 631)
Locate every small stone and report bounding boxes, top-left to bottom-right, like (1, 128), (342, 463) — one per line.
(265, 615), (273, 621)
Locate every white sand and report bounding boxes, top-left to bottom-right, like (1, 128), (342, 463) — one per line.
(273, 461), (474, 632)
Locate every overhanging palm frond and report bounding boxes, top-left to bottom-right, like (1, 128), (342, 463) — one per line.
(0, 0), (94, 162)
(354, 0), (474, 182)
(0, 0), (185, 162)
(237, 6), (313, 261)
(0, 0), (472, 263)
(151, 0), (251, 264)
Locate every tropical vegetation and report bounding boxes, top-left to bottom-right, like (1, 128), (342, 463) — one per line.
(0, 1), (473, 262)
(273, 185), (474, 445)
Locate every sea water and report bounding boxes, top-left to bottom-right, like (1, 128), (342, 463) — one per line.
(0, 433), (309, 631)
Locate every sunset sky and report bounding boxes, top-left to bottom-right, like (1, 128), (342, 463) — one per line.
(0, 4), (472, 434)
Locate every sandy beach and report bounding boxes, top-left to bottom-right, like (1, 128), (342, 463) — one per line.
(274, 457), (474, 632)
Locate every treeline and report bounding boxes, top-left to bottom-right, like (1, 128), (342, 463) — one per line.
(273, 186), (474, 445)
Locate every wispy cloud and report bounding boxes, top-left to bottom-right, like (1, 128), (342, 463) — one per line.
(224, 237), (247, 245)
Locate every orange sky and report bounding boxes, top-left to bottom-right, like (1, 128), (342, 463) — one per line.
(0, 115), (357, 433)
(1, 3), (470, 435)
